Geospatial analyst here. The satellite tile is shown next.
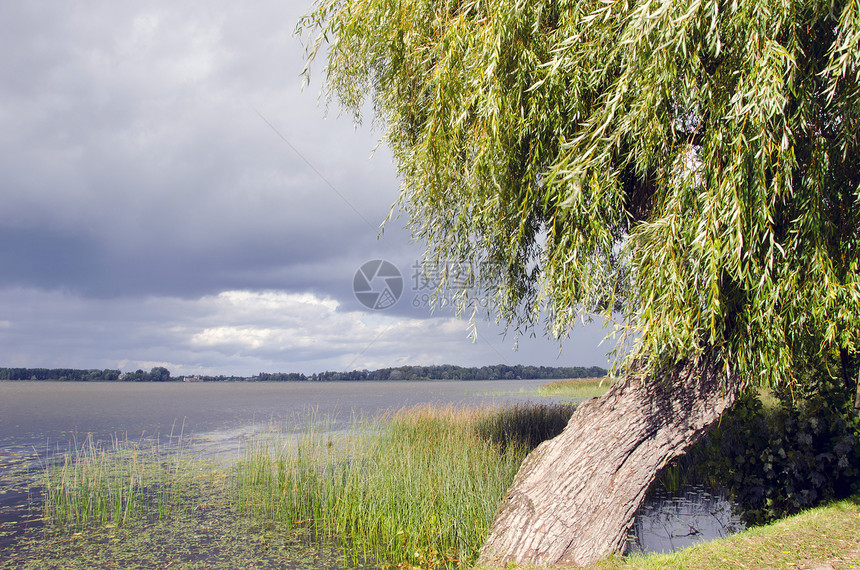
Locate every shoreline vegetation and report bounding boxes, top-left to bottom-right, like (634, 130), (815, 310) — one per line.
(8, 389), (859, 568)
(0, 364), (607, 383)
(538, 377), (615, 401)
(19, 403), (577, 569)
(232, 405), (572, 567)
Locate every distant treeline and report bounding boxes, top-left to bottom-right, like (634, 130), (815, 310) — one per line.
(0, 368), (122, 382)
(0, 364), (606, 382)
(253, 364), (607, 382)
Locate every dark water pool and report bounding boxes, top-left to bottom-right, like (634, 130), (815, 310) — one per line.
(630, 485), (745, 554)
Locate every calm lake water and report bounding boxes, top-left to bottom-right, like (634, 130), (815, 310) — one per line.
(0, 380), (554, 459)
(0, 380), (742, 565)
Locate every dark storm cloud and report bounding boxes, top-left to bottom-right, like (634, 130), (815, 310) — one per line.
(0, 1), (613, 375)
(0, 226), (104, 290)
(0, 0), (402, 304)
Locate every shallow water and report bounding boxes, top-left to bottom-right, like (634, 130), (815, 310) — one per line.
(630, 485), (745, 554)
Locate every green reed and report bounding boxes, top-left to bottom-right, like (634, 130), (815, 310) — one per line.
(538, 376), (613, 400)
(232, 404), (572, 568)
(474, 402), (576, 450)
(41, 429), (210, 529)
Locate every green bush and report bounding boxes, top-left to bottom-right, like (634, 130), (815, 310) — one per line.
(689, 375), (860, 526)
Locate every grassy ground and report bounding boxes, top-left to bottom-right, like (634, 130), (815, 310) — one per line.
(481, 494), (860, 570)
(594, 494), (860, 569)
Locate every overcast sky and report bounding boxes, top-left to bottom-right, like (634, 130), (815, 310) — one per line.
(0, 1), (613, 377)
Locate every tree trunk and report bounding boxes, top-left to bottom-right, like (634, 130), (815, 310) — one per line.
(478, 351), (739, 567)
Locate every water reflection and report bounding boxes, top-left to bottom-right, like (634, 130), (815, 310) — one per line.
(630, 485), (745, 554)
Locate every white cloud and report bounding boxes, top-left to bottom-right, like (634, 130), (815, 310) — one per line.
(0, 287), (610, 376)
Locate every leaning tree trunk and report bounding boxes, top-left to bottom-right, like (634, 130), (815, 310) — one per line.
(478, 351), (739, 567)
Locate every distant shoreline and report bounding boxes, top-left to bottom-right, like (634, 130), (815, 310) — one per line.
(0, 363), (607, 383)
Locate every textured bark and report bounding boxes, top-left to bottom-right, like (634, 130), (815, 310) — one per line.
(478, 351), (739, 567)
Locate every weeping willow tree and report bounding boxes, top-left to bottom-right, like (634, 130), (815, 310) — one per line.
(299, 0), (860, 565)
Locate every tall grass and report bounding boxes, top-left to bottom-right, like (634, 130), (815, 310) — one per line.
(474, 402), (576, 450)
(41, 430), (209, 529)
(37, 403), (575, 566)
(538, 376), (613, 400)
(233, 403), (574, 568)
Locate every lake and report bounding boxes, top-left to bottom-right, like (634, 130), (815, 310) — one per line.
(0, 379), (568, 482)
(0, 380), (742, 566)
(0, 379), (555, 457)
